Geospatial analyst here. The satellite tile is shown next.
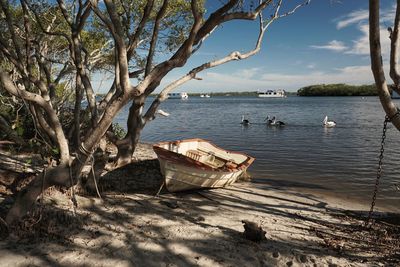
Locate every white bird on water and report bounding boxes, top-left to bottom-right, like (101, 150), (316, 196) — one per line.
(156, 109), (170, 117)
(241, 115), (250, 125)
(265, 116), (285, 126)
(270, 116), (285, 126)
(264, 116), (273, 125)
(323, 115), (336, 128)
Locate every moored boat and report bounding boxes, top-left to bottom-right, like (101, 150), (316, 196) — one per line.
(153, 138), (255, 192)
(168, 92), (189, 99)
(258, 89), (286, 98)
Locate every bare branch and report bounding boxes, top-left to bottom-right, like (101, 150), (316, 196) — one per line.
(76, 1), (92, 33)
(89, 0), (117, 37)
(29, 4), (71, 43)
(56, 0), (73, 27)
(277, 0), (310, 19)
(103, 0), (130, 93)
(127, 0), (154, 58)
(194, 0), (268, 45)
(134, 0), (205, 98)
(21, 0), (33, 79)
(143, 13), (266, 122)
(220, 1), (272, 22)
(145, 0), (169, 76)
(0, 0), (23, 63)
(0, 38), (25, 73)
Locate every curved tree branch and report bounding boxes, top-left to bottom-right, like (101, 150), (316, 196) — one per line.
(0, 70), (70, 163)
(369, 0), (400, 130)
(103, 0), (131, 93)
(0, 0), (24, 64)
(127, 0), (154, 59)
(389, 1), (400, 90)
(145, 0), (169, 77)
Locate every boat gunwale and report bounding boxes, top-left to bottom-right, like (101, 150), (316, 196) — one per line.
(153, 138), (255, 173)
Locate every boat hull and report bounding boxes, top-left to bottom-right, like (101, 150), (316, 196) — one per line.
(153, 138), (254, 192)
(158, 158), (245, 192)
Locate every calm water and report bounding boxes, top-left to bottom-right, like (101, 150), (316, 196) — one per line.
(115, 96), (400, 211)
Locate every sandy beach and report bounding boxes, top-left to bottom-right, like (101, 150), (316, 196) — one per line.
(0, 143), (399, 267)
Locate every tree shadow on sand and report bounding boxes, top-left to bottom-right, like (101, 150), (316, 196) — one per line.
(0, 162), (399, 266)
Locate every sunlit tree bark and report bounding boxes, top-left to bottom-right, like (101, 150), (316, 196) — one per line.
(369, 0), (400, 129)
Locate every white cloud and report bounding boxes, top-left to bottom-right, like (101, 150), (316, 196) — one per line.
(336, 5), (395, 30)
(310, 40), (348, 52)
(345, 24), (370, 55)
(336, 9), (368, 29)
(334, 5), (394, 57)
(345, 24), (391, 58)
(307, 63), (316, 69)
(382, 4), (396, 23)
(235, 67), (262, 79)
(176, 65), (378, 93)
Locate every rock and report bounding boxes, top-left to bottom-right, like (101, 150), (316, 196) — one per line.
(299, 254), (307, 263)
(272, 251), (280, 258)
(242, 220), (266, 242)
(315, 202), (327, 208)
(159, 200), (179, 209)
(196, 216), (205, 222)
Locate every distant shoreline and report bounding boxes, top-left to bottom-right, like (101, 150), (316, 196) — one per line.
(146, 83), (383, 97)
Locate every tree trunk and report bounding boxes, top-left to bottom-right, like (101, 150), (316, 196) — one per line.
(114, 102), (144, 167)
(72, 75), (84, 151)
(5, 161), (83, 225)
(369, 0), (400, 130)
(5, 95), (130, 224)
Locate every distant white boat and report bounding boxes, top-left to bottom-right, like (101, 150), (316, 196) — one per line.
(258, 89), (286, 98)
(168, 92), (188, 99)
(200, 94), (211, 98)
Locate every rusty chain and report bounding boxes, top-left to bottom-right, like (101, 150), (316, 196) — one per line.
(366, 115), (389, 227)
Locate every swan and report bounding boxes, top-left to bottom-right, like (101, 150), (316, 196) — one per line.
(241, 115), (250, 125)
(270, 116), (285, 126)
(323, 115), (336, 127)
(156, 109), (170, 117)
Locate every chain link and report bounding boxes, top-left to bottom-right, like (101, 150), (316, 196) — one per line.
(365, 115), (389, 226)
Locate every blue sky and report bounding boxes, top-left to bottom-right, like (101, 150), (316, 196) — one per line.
(92, 1), (395, 94)
(154, 0), (395, 93)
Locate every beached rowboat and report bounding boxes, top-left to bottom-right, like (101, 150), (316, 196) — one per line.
(153, 138), (255, 192)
